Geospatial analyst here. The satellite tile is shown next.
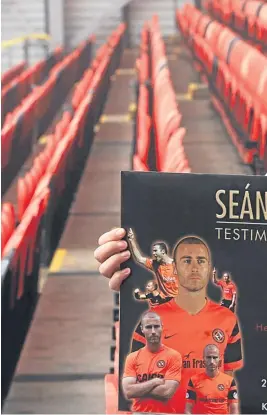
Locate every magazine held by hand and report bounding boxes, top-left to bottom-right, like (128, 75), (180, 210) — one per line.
(119, 171), (267, 415)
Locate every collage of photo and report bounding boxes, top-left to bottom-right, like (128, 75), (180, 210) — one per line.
(121, 229), (242, 414)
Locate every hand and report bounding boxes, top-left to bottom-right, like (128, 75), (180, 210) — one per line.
(229, 304), (234, 310)
(134, 288), (140, 293)
(94, 228), (131, 291)
(127, 228), (134, 240)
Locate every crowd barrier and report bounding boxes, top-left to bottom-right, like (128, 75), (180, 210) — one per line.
(1, 38), (93, 196)
(1, 47), (63, 126)
(1, 23), (126, 406)
(176, 4), (267, 173)
(1, 62), (26, 87)
(204, 0), (267, 52)
(132, 17), (190, 174)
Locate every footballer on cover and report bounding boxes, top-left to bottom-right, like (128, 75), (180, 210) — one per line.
(119, 171), (267, 414)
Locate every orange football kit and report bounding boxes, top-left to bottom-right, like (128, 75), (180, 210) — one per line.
(186, 371), (239, 414)
(132, 299), (243, 413)
(123, 344), (182, 413)
(216, 281), (237, 301)
(145, 259), (179, 297)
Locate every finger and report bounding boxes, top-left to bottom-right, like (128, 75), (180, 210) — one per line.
(109, 268), (131, 291)
(99, 250), (131, 279)
(94, 240), (128, 263)
(98, 228), (126, 245)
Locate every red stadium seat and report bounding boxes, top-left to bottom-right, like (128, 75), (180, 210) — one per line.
(136, 113), (151, 164)
(2, 203), (16, 226)
(215, 28), (239, 62)
(133, 155), (149, 171)
(104, 374), (132, 414)
(104, 374), (119, 414)
(1, 203), (16, 256)
(196, 15), (213, 37)
(177, 1), (267, 167)
(162, 128), (190, 172)
(17, 178), (30, 221)
(1, 214), (13, 257)
(1, 62), (26, 87)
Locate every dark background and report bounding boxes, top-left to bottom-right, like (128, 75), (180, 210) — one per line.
(120, 171), (267, 414)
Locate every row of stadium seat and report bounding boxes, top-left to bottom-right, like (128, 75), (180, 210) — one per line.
(1, 62), (26, 87)
(176, 4), (267, 172)
(150, 16), (190, 173)
(1, 21), (126, 303)
(133, 17), (190, 174)
(133, 23), (151, 171)
(1, 47), (63, 125)
(12, 31), (126, 229)
(204, 0), (267, 51)
(1, 37), (93, 195)
(2, 23), (126, 404)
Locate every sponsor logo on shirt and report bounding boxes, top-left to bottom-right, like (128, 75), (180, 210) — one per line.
(182, 358), (222, 369)
(136, 373), (164, 382)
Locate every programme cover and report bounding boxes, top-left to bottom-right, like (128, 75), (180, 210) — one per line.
(119, 171), (267, 414)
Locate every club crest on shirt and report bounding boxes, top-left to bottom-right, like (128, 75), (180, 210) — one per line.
(157, 360), (166, 368)
(212, 328), (225, 343)
(218, 384), (225, 391)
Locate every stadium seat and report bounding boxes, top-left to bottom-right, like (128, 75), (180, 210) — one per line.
(104, 374), (132, 414)
(133, 154), (149, 171)
(177, 2), (267, 166)
(17, 178), (29, 221)
(1, 62), (26, 87)
(1, 204), (16, 256)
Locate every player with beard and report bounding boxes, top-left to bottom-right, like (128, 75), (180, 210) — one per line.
(185, 344), (239, 414)
(213, 270), (237, 312)
(94, 229), (244, 413)
(127, 228), (178, 298)
(122, 311), (182, 413)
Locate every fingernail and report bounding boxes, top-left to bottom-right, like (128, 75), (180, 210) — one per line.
(122, 267), (130, 275)
(116, 228), (125, 237)
(122, 250), (130, 258)
(118, 241), (127, 249)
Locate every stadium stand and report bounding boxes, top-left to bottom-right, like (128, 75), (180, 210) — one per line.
(1, 23), (126, 405)
(1, 38), (93, 195)
(204, 0), (267, 52)
(176, 3), (267, 173)
(2, 3), (266, 414)
(1, 47), (63, 126)
(132, 17), (190, 173)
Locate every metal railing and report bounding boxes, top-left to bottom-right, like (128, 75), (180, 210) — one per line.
(1, 33), (51, 71)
